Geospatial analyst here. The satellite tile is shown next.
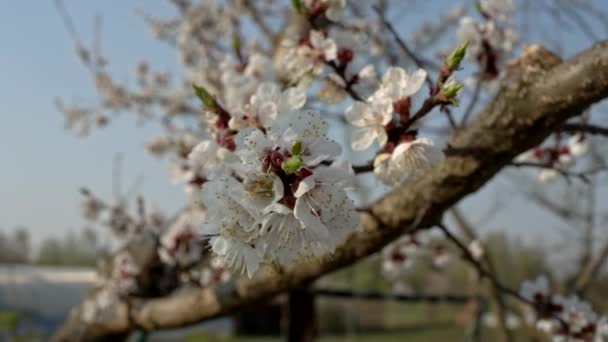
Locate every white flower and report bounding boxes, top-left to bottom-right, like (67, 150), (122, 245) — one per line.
(111, 252), (139, 294)
(318, 73), (347, 104)
(159, 208), (205, 267)
(596, 317), (608, 341)
(468, 240), (484, 260)
(80, 193), (106, 221)
(538, 168), (559, 183)
(374, 137), (444, 185)
(203, 114), (357, 275)
(188, 139), (237, 179)
(82, 288), (118, 324)
(568, 134), (589, 157)
(432, 246), (452, 269)
(229, 82), (306, 130)
(238, 110), (341, 172)
(376, 67), (427, 102)
(554, 295), (597, 337)
(322, 0), (347, 21)
(457, 17), (482, 58)
(536, 319), (559, 335)
(219, 53), (274, 111)
(200, 177), (264, 277)
(310, 29), (338, 62)
(457, 17), (516, 68)
(293, 164), (360, 248)
(479, 0), (513, 21)
(329, 26), (369, 52)
(382, 234), (423, 279)
(199, 257), (231, 287)
(345, 96), (393, 150)
(391, 137), (444, 174)
(275, 30), (337, 85)
(373, 153), (399, 185)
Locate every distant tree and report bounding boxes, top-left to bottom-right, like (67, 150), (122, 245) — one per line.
(35, 228), (100, 267)
(0, 228), (30, 264)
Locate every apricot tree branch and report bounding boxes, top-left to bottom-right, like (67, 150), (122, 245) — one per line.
(53, 41), (608, 342)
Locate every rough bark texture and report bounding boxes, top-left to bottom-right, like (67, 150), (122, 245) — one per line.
(52, 41), (608, 342)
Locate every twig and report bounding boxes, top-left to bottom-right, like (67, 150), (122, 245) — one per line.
(460, 78), (483, 126)
(436, 223), (529, 304)
(372, 5), (440, 78)
(508, 162), (599, 183)
(561, 123), (608, 136)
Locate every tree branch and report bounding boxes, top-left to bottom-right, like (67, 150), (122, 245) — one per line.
(562, 123), (608, 136)
(53, 41), (608, 342)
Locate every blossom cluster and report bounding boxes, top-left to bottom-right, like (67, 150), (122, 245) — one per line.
(199, 109), (360, 276)
(382, 230), (460, 282)
(520, 276), (608, 341)
(81, 251), (140, 324)
(457, 0), (517, 79)
(517, 133), (589, 183)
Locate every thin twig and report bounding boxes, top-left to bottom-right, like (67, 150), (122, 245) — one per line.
(460, 78), (483, 126)
(562, 123), (608, 136)
(372, 5), (440, 86)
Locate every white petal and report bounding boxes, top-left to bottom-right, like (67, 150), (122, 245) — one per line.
(279, 87), (306, 112)
(351, 127), (377, 150)
(305, 140), (341, 166)
(376, 129), (388, 148)
(294, 175), (316, 198)
(401, 69), (428, 97)
(345, 102), (371, 127)
(294, 197), (328, 235)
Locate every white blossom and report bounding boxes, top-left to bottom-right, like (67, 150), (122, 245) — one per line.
(468, 240), (484, 260)
(199, 257), (231, 287)
(376, 67), (427, 102)
(159, 208), (205, 267)
(322, 0), (347, 21)
(568, 133), (589, 157)
(293, 164), (360, 248)
(382, 234), (422, 279)
(229, 82), (306, 130)
(275, 30), (337, 85)
(200, 177), (264, 277)
(373, 137), (444, 185)
(479, 0), (513, 22)
(111, 252), (139, 294)
(345, 96), (393, 150)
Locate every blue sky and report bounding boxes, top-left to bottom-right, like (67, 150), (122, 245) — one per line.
(0, 0), (606, 251)
(0, 1), (185, 244)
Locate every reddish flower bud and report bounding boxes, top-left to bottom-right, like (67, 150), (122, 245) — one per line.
(337, 48), (354, 65)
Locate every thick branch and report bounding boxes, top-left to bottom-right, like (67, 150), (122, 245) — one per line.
(53, 41), (608, 341)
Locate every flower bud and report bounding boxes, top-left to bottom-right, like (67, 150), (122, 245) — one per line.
(291, 0), (306, 14)
(291, 140), (303, 156)
(282, 155), (303, 174)
(446, 41), (468, 71)
(231, 33), (241, 53)
(192, 83), (216, 110)
(441, 81), (464, 104)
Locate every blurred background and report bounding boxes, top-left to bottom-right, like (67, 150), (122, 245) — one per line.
(1, 0), (608, 341)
